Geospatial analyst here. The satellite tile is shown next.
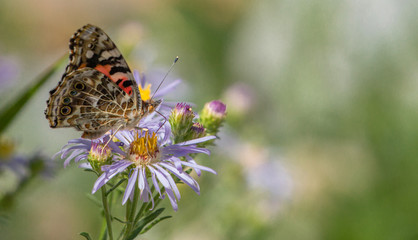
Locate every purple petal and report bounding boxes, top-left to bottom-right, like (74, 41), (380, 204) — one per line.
(92, 160), (132, 193)
(139, 168), (152, 203)
(160, 123), (171, 145)
(170, 156), (183, 172)
(148, 166), (163, 198)
(152, 168), (177, 210)
(153, 166), (171, 189)
(160, 162), (200, 194)
(153, 164), (181, 200)
(68, 138), (92, 145)
(108, 140), (125, 155)
(74, 153), (88, 163)
(78, 162), (92, 169)
(176, 136), (216, 145)
(162, 101), (184, 107)
(138, 167), (146, 191)
(153, 79), (181, 98)
(153, 166), (181, 200)
(103, 161), (132, 176)
(52, 151), (62, 160)
(92, 173), (108, 194)
(115, 131), (134, 145)
(123, 167), (138, 204)
(133, 70), (143, 86)
(61, 145), (89, 158)
(181, 161), (217, 175)
(163, 146), (211, 156)
(63, 150), (86, 168)
(158, 104), (175, 114)
(185, 156), (201, 176)
(164, 187), (178, 211)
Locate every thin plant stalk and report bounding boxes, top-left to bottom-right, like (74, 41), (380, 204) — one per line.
(123, 186), (139, 239)
(101, 185), (114, 240)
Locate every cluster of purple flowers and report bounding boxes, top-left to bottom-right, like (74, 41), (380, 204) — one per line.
(55, 71), (226, 210)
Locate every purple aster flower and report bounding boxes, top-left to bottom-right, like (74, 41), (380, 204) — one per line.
(1, 153), (55, 181)
(133, 70), (182, 115)
(1, 138), (55, 181)
(134, 70), (181, 100)
(92, 125), (216, 211)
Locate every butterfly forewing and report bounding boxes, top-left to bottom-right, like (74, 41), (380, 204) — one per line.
(45, 24), (148, 139)
(65, 24), (140, 99)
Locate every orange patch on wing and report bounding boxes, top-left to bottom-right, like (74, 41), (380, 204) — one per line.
(95, 64), (134, 96)
(95, 64), (113, 79)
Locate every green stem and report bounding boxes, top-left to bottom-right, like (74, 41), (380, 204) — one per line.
(101, 185), (114, 240)
(123, 186), (139, 239)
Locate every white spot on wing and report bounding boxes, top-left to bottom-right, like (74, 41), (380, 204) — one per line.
(86, 50), (94, 59)
(101, 50), (112, 59)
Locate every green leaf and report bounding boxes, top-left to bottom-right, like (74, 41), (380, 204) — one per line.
(80, 232), (92, 240)
(83, 168), (97, 174)
(100, 229), (107, 240)
(117, 226), (126, 240)
(99, 224), (108, 240)
(113, 216), (127, 224)
(126, 208), (165, 240)
(0, 55), (67, 134)
(140, 216), (172, 234)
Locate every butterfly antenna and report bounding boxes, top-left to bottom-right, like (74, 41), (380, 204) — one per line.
(151, 56), (179, 100)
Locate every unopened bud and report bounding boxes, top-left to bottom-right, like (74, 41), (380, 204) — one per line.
(199, 100), (227, 136)
(169, 103), (195, 143)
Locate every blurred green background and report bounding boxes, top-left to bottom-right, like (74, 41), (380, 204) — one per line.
(1, 0), (418, 239)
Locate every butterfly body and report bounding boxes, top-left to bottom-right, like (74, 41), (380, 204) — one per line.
(45, 24), (160, 139)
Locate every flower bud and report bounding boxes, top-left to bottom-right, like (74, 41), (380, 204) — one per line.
(190, 122), (206, 139)
(169, 103), (195, 143)
(199, 100), (227, 136)
(88, 142), (112, 172)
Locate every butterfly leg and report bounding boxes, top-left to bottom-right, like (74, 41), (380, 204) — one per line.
(101, 124), (124, 154)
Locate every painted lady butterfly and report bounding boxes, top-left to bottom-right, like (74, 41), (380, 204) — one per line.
(45, 24), (161, 139)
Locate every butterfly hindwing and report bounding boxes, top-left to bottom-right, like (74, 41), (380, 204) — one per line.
(45, 68), (138, 138)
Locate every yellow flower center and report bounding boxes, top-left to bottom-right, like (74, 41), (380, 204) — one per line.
(129, 132), (160, 166)
(139, 84), (152, 101)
